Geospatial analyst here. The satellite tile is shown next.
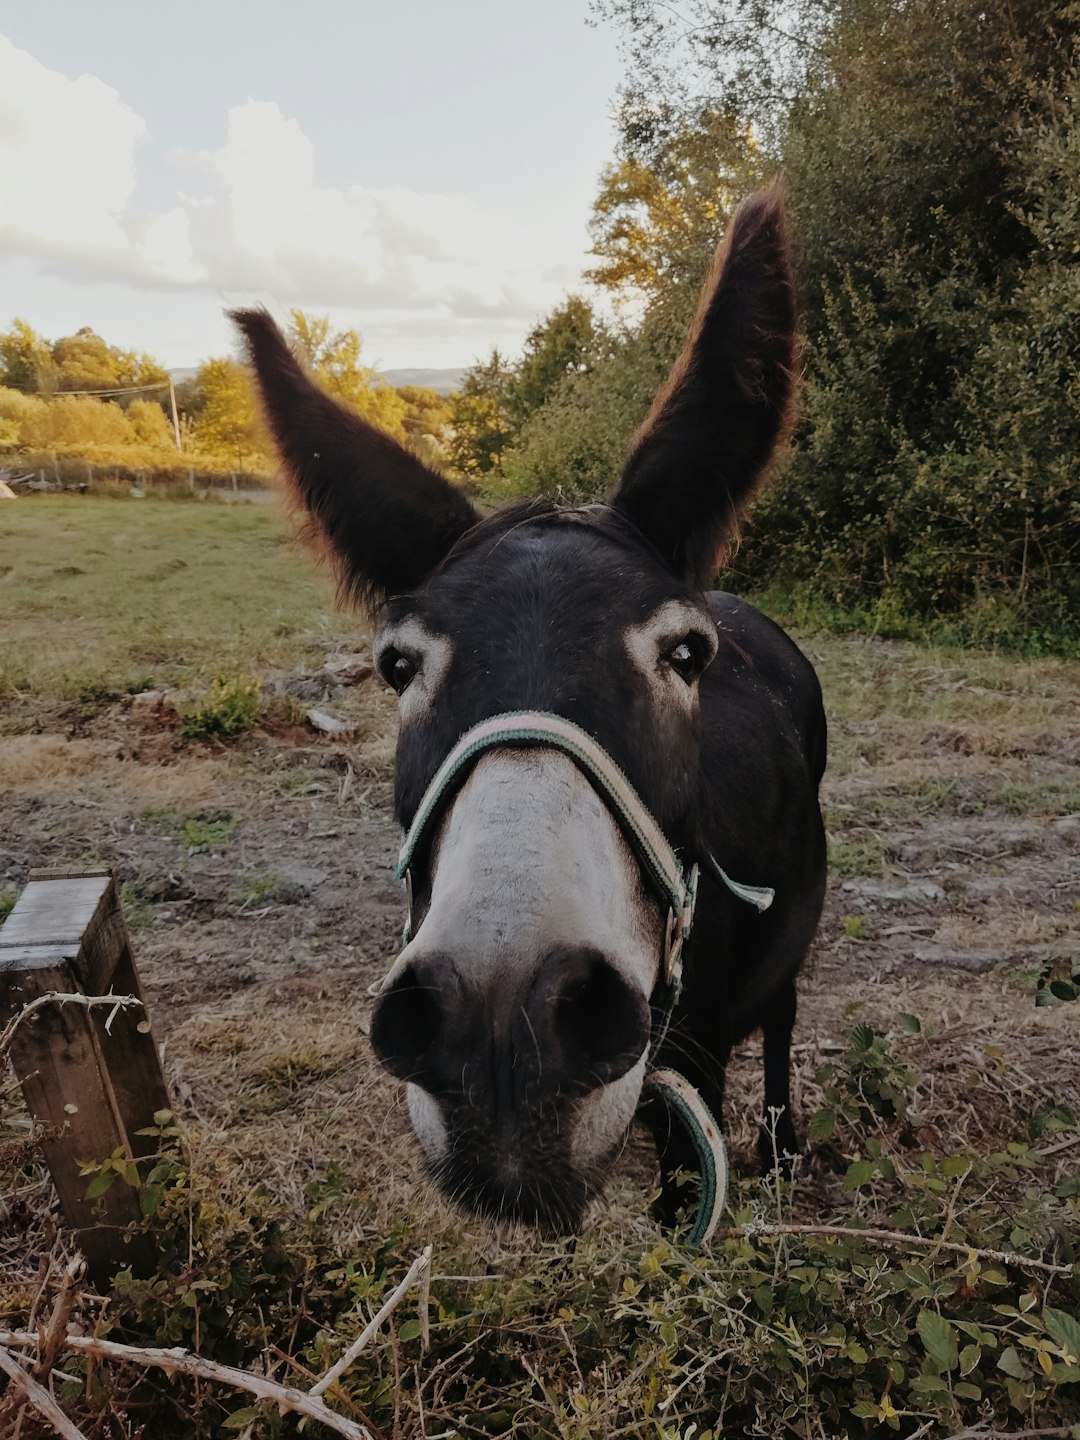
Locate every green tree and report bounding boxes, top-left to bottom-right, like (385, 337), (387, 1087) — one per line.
(507, 297), (600, 427)
(588, 0), (1080, 644)
(447, 351), (515, 480)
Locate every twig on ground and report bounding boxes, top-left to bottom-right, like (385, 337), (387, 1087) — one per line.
(0, 1330), (373, 1440)
(0, 992), (143, 1060)
(0, 1343), (89, 1440)
(36, 1256), (83, 1383)
(310, 1246), (433, 1399)
(943, 1429), (1079, 1439)
(721, 1222), (1071, 1277)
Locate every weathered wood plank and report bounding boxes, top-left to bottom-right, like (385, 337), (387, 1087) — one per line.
(0, 868), (171, 1280)
(5, 957), (148, 1278)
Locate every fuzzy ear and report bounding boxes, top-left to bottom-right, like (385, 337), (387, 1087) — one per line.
(610, 185), (798, 587)
(231, 308), (479, 607)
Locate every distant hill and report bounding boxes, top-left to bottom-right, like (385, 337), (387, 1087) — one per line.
(170, 365), (466, 395)
(380, 368), (466, 395)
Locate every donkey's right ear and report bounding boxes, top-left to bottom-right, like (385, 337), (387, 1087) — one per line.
(231, 309), (479, 608)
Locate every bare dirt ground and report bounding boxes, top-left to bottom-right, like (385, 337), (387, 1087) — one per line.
(2, 625), (1078, 1221)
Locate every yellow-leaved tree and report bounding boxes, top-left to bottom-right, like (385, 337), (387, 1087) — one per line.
(287, 310), (408, 440)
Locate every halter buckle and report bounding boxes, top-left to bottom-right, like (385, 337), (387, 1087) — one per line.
(662, 863), (699, 987)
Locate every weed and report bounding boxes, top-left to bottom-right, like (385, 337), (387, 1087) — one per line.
(842, 913), (869, 939)
(827, 834), (883, 876)
(0, 889), (16, 924)
(1018, 951), (1080, 1007)
(228, 871), (279, 907)
(276, 766), (333, 797)
(257, 1047), (333, 1092)
(179, 673), (260, 742)
(119, 880), (155, 936)
(180, 811), (238, 852)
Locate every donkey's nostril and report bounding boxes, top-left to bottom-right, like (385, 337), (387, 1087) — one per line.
(547, 951), (650, 1090)
(371, 963), (443, 1083)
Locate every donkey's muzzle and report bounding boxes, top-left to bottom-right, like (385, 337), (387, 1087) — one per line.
(371, 947), (650, 1101)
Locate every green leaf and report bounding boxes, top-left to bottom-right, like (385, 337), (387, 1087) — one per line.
(153, 1108), (174, 1126)
(808, 1108), (836, 1141)
(222, 1407), (260, 1428)
(954, 1380), (982, 1401)
(844, 1159), (875, 1188)
(140, 1182), (164, 1218)
(959, 1342), (981, 1376)
(997, 1345), (1028, 1379)
(898, 1012), (921, 1033)
(917, 1308), (958, 1372)
(1043, 1307), (1080, 1363)
(85, 1170), (115, 1199)
(398, 1318), (422, 1343)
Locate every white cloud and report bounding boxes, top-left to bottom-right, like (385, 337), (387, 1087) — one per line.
(0, 37), (579, 333)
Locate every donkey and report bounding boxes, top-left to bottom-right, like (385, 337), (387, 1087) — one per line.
(233, 185), (827, 1232)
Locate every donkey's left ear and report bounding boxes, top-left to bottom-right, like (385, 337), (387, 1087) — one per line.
(231, 308), (479, 609)
(610, 184), (797, 587)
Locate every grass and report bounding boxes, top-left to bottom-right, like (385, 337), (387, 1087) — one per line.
(0, 492), (370, 704)
(180, 812), (238, 852)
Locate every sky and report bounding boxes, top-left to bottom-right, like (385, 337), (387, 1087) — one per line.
(0, 1), (627, 372)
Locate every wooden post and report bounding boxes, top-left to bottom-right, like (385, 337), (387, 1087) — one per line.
(168, 377), (182, 451)
(0, 868), (171, 1281)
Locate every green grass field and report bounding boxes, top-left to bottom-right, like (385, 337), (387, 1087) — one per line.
(0, 493), (367, 704)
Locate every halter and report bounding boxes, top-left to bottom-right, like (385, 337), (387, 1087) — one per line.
(394, 709), (775, 1246)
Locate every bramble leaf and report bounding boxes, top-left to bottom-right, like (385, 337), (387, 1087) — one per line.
(917, 1308), (958, 1371)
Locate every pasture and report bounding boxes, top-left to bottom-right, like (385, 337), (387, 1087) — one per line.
(1, 492), (1078, 1438)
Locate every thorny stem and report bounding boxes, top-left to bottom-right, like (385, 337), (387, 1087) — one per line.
(0, 991), (143, 1060)
(0, 1330), (377, 1440)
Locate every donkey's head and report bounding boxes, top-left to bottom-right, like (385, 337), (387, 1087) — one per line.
(233, 186), (796, 1228)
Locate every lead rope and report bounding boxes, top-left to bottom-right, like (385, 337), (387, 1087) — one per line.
(393, 711), (776, 1248)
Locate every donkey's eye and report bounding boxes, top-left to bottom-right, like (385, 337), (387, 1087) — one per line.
(667, 637), (703, 683)
(380, 649), (418, 694)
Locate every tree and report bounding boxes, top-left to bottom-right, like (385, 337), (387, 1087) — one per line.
(52, 328), (121, 392)
(447, 351), (515, 480)
(585, 0), (1080, 644)
(0, 319), (56, 394)
(286, 310), (407, 439)
(587, 103), (762, 299)
(507, 297), (600, 426)
(190, 356), (263, 467)
(397, 384), (453, 467)
(126, 397), (174, 449)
